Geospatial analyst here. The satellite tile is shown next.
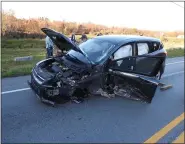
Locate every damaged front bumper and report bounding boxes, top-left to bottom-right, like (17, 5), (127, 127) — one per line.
(28, 69), (63, 105)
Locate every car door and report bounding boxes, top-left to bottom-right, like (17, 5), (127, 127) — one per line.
(107, 42), (165, 103)
(134, 41), (158, 76)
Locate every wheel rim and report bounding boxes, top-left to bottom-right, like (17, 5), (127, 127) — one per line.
(156, 71), (161, 80)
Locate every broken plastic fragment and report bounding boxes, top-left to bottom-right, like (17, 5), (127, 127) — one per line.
(96, 88), (115, 98)
(160, 84), (173, 91)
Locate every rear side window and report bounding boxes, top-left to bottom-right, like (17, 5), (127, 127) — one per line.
(160, 42), (164, 49)
(152, 42), (160, 51)
(148, 42), (161, 53)
(137, 43), (149, 55)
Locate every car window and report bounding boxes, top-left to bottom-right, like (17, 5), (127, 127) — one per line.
(114, 44), (132, 60)
(113, 44), (132, 66)
(152, 42), (160, 52)
(160, 42), (164, 48)
(137, 43), (149, 55)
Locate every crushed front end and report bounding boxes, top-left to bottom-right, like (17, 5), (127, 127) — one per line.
(28, 57), (92, 105)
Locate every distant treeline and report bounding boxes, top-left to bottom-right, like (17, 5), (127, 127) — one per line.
(2, 10), (184, 39)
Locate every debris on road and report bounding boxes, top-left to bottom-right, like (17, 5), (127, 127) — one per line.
(159, 82), (173, 91)
(160, 84), (173, 91)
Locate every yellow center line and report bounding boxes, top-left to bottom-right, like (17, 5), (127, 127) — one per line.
(144, 112), (184, 143)
(173, 131), (184, 143)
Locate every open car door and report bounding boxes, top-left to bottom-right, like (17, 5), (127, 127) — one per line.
(107, 55), (165, 103)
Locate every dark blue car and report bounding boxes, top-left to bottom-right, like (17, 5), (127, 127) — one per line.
(28, 28), (167, 106)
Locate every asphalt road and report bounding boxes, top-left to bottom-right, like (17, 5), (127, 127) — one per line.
(1, 57), (184, 143)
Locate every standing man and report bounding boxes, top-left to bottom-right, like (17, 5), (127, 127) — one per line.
(97, 33), (103, 36)
(80, 32), (88, 42)
(45, 36), (54, 58)
(71, 32), (76, 44)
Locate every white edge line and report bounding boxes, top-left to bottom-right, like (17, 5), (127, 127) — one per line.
(1, 71), (184, 95)
(2, 88), (31, 95)
(166, 61), (184, 66)
(1, 60), (184, 95)
(162, 71), (184, 78)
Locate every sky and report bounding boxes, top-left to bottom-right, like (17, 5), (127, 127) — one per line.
(2, 2), (184, 31)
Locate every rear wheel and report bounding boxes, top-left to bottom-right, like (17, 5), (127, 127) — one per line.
(156, 71), (161, 80)
(156, 60), (165, 80)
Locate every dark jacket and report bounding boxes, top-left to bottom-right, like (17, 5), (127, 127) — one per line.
(97, 33), (103, 36)
(80, 34), (87, 40)
(71, 34), (76, 42)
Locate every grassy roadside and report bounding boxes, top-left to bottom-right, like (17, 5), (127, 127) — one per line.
(2, 39), (45, 77)
(166, 48), (184, 58)
(1, 37), (184, 78)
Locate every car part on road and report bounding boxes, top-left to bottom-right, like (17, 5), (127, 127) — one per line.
(160, 85), (173, 91)
(40, 97), (57, 107)
(158, 82), (173, 91)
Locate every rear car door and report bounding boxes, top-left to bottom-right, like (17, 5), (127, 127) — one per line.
(107, 42), (165, 103)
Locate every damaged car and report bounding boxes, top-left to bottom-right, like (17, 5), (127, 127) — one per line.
(28, 28), (167, 106)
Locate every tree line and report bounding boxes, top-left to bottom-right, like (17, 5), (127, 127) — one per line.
(2, 10), (184, 39)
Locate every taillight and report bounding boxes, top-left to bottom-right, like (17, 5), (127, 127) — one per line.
(157, 49), (167, 57)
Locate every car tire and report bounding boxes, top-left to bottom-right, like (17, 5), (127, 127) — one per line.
(156, 71), (161, 80)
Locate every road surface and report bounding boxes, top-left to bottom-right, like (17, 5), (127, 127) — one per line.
(2, 57), (184, 143)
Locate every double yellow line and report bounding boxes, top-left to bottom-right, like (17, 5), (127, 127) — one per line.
(144, 112), (184, 143)
(173, 131), (184, 143)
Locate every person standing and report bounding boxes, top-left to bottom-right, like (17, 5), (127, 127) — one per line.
(80, 32), (88, 42)
(97, 33), (103, 36)
(45, 36), (54, 58)
(71, 32), (76, 44)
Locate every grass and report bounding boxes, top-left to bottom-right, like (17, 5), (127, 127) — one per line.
(166, 48), (184, 58)
(1, 37), (184, 78)
(2, 38), (45, 49)
(1, 47), (46, 77)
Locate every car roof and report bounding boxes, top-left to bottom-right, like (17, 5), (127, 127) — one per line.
(93, 35), (161, 45)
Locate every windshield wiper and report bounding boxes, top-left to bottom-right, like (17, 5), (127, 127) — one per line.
(66, 54), (85, 64)
(70, 55), (84, 63)
(79, 49), (94, 65)
(65, 54), (73, 60)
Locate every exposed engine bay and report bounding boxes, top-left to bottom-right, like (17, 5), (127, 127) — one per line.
(31, 58), (100, 104)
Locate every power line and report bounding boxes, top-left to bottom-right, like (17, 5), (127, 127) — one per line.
(171, 1), (184, 9)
